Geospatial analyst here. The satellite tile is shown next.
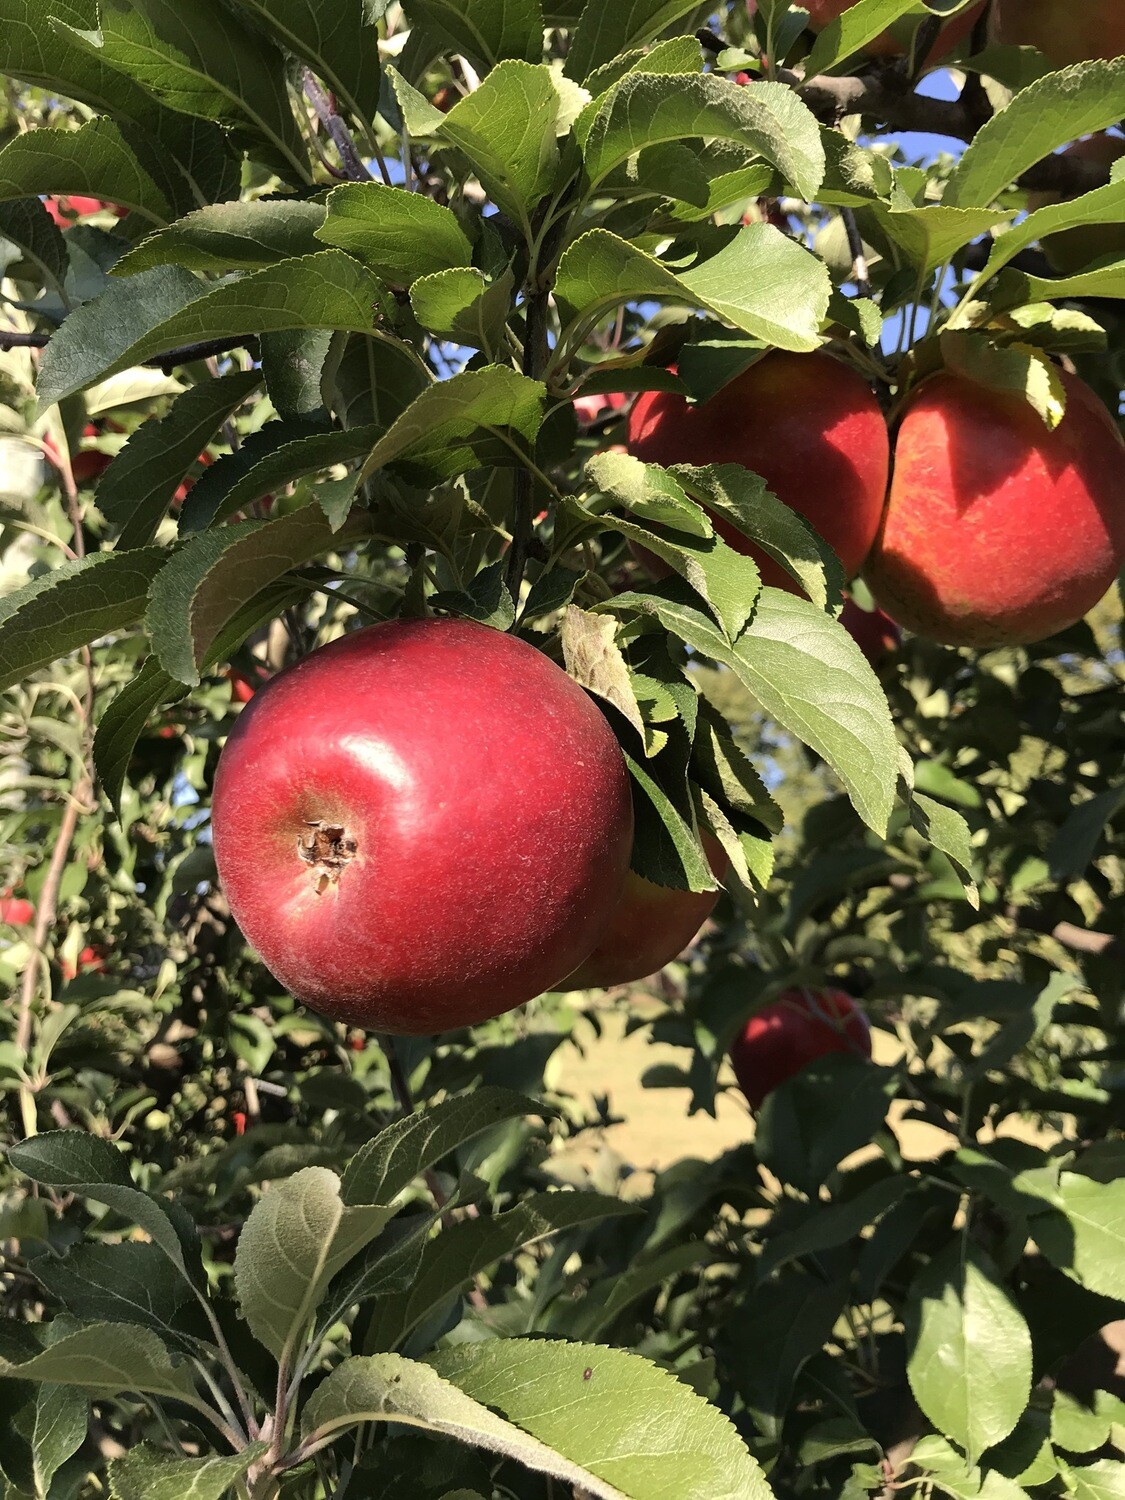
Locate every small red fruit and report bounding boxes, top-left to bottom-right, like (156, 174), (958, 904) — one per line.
(564, 832), (727, 989)
(840, 595), (901, 665)
(232, 1110), (248, 1137)
(0, 894), (34, 926)
(173, 450), (215, 505)
(865, 370), (1125, 647)
(730, 987), (872, 1109)
(211, 619), (634, 1034)
(228, 664), (271, 704)
(62, 945), (107, 980)
(626, 352), (889, 591)
(43, 195), (129, 225)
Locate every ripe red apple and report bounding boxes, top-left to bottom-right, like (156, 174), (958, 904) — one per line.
(800, 0), (985, 58)
(840, 594), (901, 665)
(0, 893), (34, 926)
(730, 987), (872, 1109)
(626, 352), (890, 590)
(211, 618), (634, 1034)
(996, 0), (1125, 66)
(228, 663), (272, 704)
(1026, 135), (1125, 276)
(173, 450), (215, 506)
(564, 831), (727, 989)
(865, 370), (1125, 647)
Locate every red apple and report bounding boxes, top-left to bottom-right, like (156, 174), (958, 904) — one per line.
(801, 0), (985, 58)
(174, 450), (215, 505)
(1026, 135), (1125, 276)
(865, 370), (1125, 647)
(840, 594), (901, 664)
(211, 618), (634, 1034)
(62, 945), (107, 980)
(573, 390), (627, 427)
(228, 663), (272, 704)
(996, 0), (1125, 67)
(564, 831), (727, 989)
(626, 352), (890, 590)
(730, 986), (872, 1109)
(0, 893), (34, 926)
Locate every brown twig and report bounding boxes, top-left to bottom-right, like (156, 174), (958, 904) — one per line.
(301, 68), (373, 183)
(0, 331), (261, 369)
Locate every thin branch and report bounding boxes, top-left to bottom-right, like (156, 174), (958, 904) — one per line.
(0, 331), (261, 369)
(302, 68), (374, 183)
(841, 207), (872, 298)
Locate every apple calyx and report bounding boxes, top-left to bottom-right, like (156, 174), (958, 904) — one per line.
(298, 820), (358, 893)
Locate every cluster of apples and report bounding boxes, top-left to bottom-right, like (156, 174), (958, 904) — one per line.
(627, 350), (1125, 650)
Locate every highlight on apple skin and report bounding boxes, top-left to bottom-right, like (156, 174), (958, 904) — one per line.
(564, 831), (728, 990)
(626, 351), (890, 593)
(865, 370), (1125, 648)
(730, 987), (872, 1109)
(211, 617), (635, 1035)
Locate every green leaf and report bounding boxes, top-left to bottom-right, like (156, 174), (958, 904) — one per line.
(406, 0), (545, 68)
(341, 1087), (546, 1206)
(803, 0), (930, 76)
(560, 604), (646, 739)
(433, 61), (563, 229)
(8, 1132), (202, 1285)
(57, 0), (310, 184)
(305, 1342), (771, 1500)
(625, 750), (717, 893)
(234, 1167), (395, 1359)
(581, 73), (825, 202)
(582, 35), (704, 98)
(999, 260), (1125, 305)
(982, 179), (1125, 280)
(33, 1242), (193, 1345)
(759, 1177), (915, 1276)
(565, 0), (715, 82)
(433, 558), (516, 628)
(114, 200), (327, 276)
(99, 369), (261, 548)
(756, 1055), (897, 1190)
(0, 549), (165, 692)
(908, 791), (979, 906)
(558, 1241), (710, 1341)
(364, 1191), (632, 1351)
(0, 117), (171, 225)
(146, 504), (367, 686)
(359, 365), (546, 484)
(109, 1444), (267, 1500)
(410, 266), (516, 358)
(18, 1385), (86, 1499)
(0, 199), (68, 303)
(946, 59), (1125, 209)
(0, 1323), (203, 1409)
(906, 1242), (1032, 1463)
(675, 463), (845, 611)
(1053, 1389), (1125, 1457)
(1062, 1460), (1125, 1500)
(1047, 782), (1125, 880)
(556, 224), (829, 353)
(93, 580), (302, 813)
(317, 182), (474, 284)
(0, 0), (157, 120)
(876, 203), (1017, 275)
(39, 251), (385, 409)
(1028, 1173), (1125, 1300)
(177, 421), (380, 531)
(230, 0), (383, 121)
(691, 710), (783, 835)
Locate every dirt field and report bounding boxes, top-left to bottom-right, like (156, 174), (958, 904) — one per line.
(551, 1004), (1059, 1181)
